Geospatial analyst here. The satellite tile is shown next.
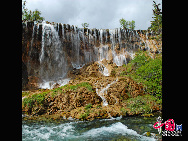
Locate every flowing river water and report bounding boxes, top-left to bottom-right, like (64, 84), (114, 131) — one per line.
(22, 112), (162, 141)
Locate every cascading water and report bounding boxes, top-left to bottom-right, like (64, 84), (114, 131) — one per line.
(22, 21), (151, 89)
(97, 60), (110, 76)
(96, 79), (118, 106)
(39, 22), (68, 82)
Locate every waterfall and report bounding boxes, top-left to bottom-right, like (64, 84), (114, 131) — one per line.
(39, 22), (68, 82)
(22, 21), (153, 89)
(113, 54), (127, 66)
(97, 60), (110, 76)
(96, 79), (118, 106)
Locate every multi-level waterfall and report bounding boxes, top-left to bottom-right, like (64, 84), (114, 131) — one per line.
(22, 21), (154, 89)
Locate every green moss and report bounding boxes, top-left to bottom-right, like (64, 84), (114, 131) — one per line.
(146, 132), (151, 137)
(110, 70), (116, 77)
(120, 107), (127, 116)
(63, 82), (93, 92)
(22, 91), (30, 97)
(85, 103), (93, 110)
(80, 112), (89, 120)
(80, 109), (90, 120)
(23, 92), (48, 108)
(120, 71), (126, 76)
(125, 95), (161, 115)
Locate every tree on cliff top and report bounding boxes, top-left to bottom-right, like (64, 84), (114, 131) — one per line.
(148, 1), (162, 35)
(22, 0), (45, 22)
(119, 18), (135, 30)
(82, 23), (89, 29)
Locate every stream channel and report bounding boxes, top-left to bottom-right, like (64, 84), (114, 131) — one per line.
(22, 112), (162, 141)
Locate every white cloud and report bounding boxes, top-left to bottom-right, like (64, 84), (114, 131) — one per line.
(25, 0), (162, 30)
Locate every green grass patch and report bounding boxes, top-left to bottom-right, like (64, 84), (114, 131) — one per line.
(22, 91), (30, 97)
(85, 103), (93, 110)
(23, 91), (48, 108)
(125, 94), (162, 115)
(63, 82), (93, 92)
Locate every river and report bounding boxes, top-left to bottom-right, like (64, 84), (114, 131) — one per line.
(22, 112), (162, 141)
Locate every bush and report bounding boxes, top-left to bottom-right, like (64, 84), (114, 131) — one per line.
(136, 57), (162, 98)
(23, 92), (47, 109)
(126, 95), (162, 115)
(22, 0), (44, 22)
(125, 51), (162, 99)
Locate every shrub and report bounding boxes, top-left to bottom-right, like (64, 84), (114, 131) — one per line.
(126, 95), (162, 115)
(23, 92), (47, 109)
(135, 57), (162, 98)
(125, 51), (162, 99)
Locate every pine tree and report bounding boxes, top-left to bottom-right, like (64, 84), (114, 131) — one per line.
(149, 1), (162, 36)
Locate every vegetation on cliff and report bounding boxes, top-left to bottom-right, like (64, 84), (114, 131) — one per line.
(120, 51), (162, 99)
(119, 18), (135, 30)
(148, 1), (162, 41)
(22, 49), (162, 121)
(22, 0), (44, 22)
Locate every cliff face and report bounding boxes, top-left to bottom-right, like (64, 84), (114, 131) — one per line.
(22, 21), (154, 90)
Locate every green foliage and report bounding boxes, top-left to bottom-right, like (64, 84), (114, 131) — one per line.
(85, 103), (93, 110)
(136, 57), (162, 98)
(128, 20), (135, 30)
(22, 0), (44, 22)
(63, 82), (93, 92)
(125, 51), (162, 99)
(120, 71), (126, 76)
(126, 95), (161, 115)
(130, 52), (152, 70)
(81, 23), (89, 29)
(50, 87), (63, 97)
(119, 18), (135, 30)
(110, 70), (116, 76)
(120, 94), (162, 116)
(148, 1), (162, 37)
(119, 18), (128, 29)
(80, 112), (89, 120)
(23, 92), (48, 108)
(77, 82), (93, 91)
(80, 105), (92, 120)
(120, 107), (127, 116)
(22, 82), (93, 110)
(22, 91), (30, 97)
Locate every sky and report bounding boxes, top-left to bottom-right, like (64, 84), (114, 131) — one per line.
(24, 0), (162, 30)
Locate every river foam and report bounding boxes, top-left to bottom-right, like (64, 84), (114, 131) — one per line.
(22, 121), (156, 141)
